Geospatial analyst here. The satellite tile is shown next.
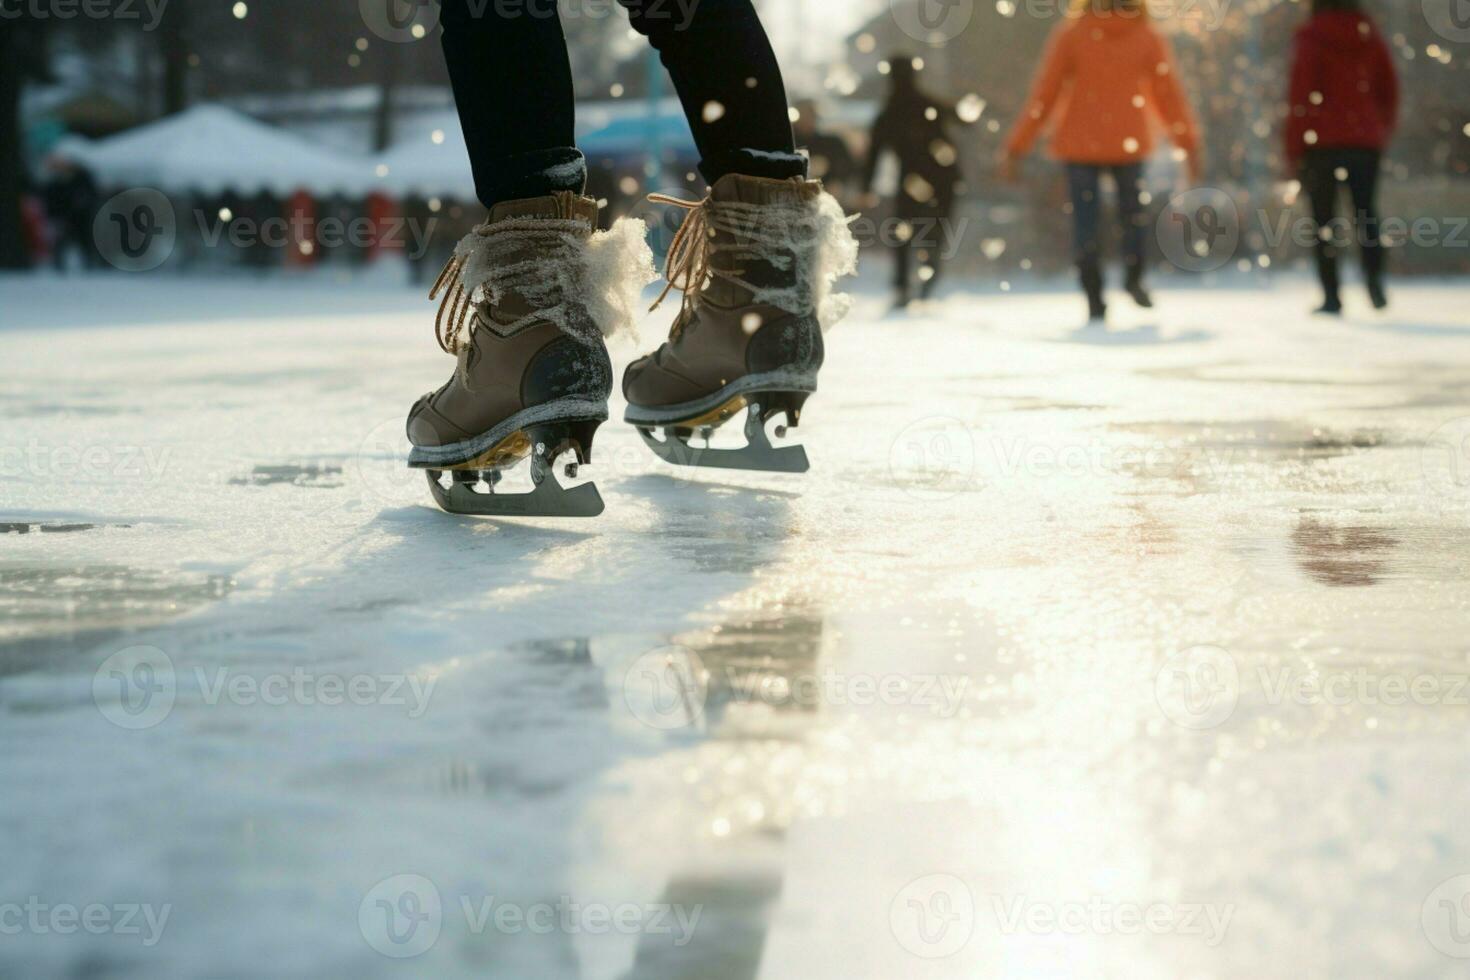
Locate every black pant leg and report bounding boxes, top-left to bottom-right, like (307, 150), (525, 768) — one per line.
(1110, 163), (1146, 278)
(440, 0), (584, 209)
(1301, 149), (1342, 302)
(1344, 149), (1385, 283)
(1067, 164), (1103, 267)
(619, 0), (804, 185)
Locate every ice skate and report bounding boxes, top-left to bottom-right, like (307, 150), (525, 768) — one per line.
(1124, 265), (1154, 309)
(407, 191), (652, 517)
(1368, 278), (1389, 311)
(623, 173), (856, 473)
(1081, 258), (1108, 323)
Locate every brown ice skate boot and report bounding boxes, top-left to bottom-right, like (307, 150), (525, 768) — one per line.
(623, 173), (856, 472)
(407, 191), (649, 517)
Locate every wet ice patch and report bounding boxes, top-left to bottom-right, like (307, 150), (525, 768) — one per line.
(228, 463), (345, 488)
(0, 522), (113, 535)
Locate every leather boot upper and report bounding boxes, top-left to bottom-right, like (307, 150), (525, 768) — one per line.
(408, 193), (612, 449)
(623, 174), (827, 410)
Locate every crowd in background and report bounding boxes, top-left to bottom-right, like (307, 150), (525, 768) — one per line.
(24, 0), (1412, 324)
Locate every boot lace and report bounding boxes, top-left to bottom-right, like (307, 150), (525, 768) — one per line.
(647, 192), (799, 338)
(428, 204), (592, 355)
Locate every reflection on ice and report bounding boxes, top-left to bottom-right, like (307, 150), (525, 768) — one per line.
(1291, 515), (1399, 588)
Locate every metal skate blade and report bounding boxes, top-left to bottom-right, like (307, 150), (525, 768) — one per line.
(635, 426), (810, 474)
(425, 470), (605, 518)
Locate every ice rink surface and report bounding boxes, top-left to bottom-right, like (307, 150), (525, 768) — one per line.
(3, 271), (1470, 978)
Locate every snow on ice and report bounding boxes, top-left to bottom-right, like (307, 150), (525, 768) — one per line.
(3, 271), (1470, 978)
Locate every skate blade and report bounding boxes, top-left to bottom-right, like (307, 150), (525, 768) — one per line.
(424, 419), (605, 518)
(635, 393), (810, 474)
(425, 469), (605, 518)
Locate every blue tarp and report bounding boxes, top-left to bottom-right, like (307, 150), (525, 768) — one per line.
(579, 112), (697, 161)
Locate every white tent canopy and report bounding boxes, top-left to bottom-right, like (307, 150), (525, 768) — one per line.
(368, 99), (692, 200)
(62, 105), (376, 197)
(370, 110), (476, 200)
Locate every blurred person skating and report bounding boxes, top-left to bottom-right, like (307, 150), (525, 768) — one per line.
(793, 99), (858, 200)
(1000, 0), (1200, 322)
(41, 155), (100, 272)
(409, 0), (856, 515)
(861, 56), (967, 310)
(1285, 0), (1399, 315)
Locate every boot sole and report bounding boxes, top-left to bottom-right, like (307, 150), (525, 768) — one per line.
(626, 372), (817, 474)
(409, 397), (608, 470)
(622, 370), (817, 428)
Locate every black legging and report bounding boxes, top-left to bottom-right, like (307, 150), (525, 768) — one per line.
(440, 0), (806, 209)
(1301, 147), (1385, 301)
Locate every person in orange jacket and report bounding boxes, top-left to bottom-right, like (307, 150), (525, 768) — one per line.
(1000, 0), (1200, 321)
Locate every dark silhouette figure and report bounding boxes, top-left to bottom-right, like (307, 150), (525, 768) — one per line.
(793, 99), (857, 199)
(799, 100), (858, 204)
(41, 155), (100, 272)
(1286, 0), (1399, 314)
(861, 56), (966, 309)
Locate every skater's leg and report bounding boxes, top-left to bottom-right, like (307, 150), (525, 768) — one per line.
(619, 0), (858, 471)
(1345, 149), (1387, 307)
(619, 0), (805, 184)
(1067, 164), (1107, 319)
(1111, 163), (1152, 307)
(894, 225), (913, 307)
(409, 1), (660, 516)
(1301, 149), (1342, 313)
(440, 0), (585, 209)
(1067, 165), (1102, 262)
(918, 204), (951, 300)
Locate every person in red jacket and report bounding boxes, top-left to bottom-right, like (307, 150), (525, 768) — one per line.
(1285, 0), (1399, 313)
(1001, 0), (1200, 322)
